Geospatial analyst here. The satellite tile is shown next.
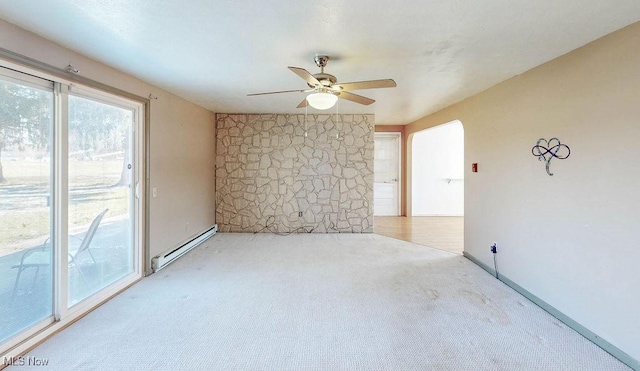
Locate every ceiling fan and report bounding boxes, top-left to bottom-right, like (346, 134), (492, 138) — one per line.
(248, 55), (396, 110)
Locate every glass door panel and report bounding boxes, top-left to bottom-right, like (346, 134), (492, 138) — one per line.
(67, 95), (133, 306)
(0, 75), (54, 343)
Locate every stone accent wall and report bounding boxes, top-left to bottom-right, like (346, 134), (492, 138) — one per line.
(215, 113), (374, 233)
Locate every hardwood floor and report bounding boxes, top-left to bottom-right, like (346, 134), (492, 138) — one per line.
(374, 216), (464, 255)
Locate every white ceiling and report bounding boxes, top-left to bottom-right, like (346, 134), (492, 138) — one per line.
(1, 1), (639, 125)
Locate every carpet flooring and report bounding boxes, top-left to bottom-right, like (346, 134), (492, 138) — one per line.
(9, 233), (630, 370)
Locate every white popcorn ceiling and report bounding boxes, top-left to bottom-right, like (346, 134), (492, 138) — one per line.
(1, 0), (639, 125)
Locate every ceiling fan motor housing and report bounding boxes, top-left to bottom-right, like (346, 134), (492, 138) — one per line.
(314, 55), (330, 68)
(309, 73), (337, 89)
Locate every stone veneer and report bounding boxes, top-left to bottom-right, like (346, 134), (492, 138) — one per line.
(215, 113), (374, 233)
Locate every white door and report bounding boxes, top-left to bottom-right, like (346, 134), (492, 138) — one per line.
(374, 133), (400, 216)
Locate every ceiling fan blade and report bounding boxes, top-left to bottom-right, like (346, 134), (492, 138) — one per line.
(247, 89), (307, 96)
(288, 66), (321, 87)
(335, 79), (397, 91)
(296, 98), (308, 108)
(337, 91), (375, 105)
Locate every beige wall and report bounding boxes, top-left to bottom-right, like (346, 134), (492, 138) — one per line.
(216, 113), (374, 233)
(406, 22), (640, 362)
(0, 19), (216, 268)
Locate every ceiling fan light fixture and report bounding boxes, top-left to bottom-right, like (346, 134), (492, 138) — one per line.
(306, 92), (338, 110)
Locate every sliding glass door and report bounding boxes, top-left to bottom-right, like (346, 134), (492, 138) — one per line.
(0, 65), (143, 353)
(0, 71), (54, 344)
(67, 94), (135, 306)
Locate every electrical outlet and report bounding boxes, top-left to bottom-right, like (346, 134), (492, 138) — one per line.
(490, 242), (497, 253)
(152, 187), (158, 198)
(185, 222), (190, 232)
(298, 211), (303, 217)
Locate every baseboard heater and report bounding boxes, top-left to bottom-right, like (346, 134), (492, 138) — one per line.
(151, 224), (218, 273)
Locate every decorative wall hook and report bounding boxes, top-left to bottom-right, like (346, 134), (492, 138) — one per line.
(531, 137), (570, 176)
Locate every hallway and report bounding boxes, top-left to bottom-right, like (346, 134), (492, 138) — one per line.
(374, 216), (463, 255)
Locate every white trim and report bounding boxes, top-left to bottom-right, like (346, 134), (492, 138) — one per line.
(68, 84), (143, 112)
(2, 274), (140, 363)
(0, 58), (73, 86)
(65, 272), (140, 316)
(134, 105), (146, 278)
(0, 76), (56, 354)
(394, 133), (402, 216)
(0, 62), (146, 358)
(374, 132), (401, 140)
(374, 132), (402, 216)
(54, 82), (70, 320)
(0, 318), (53, 356)
(64, 86), (144, 308)
(0, 65), (53, 89)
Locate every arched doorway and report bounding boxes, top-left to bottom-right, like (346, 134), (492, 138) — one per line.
(404, 120), (464, 254)
(412, 120), (464, 216)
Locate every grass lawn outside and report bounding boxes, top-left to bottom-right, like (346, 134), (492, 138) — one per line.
(0, 159), (129, 257)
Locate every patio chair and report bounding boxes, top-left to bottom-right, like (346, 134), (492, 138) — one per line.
(11, 208), (109, 300)
(68, 208), (109, 281)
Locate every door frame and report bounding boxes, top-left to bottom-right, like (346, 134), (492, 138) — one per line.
(64, 84), (145, 313)
(374, 132), (402, 216)
(0, 53), (147, 361)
